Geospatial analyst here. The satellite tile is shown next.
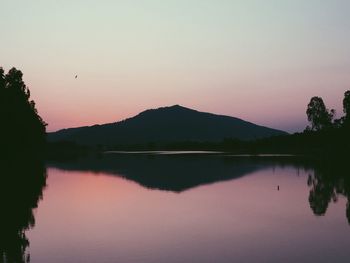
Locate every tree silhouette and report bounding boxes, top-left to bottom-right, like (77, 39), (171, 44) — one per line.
(343, 90), (350, 125)
(0, 67), (47, 153)
(306, 96), (334, 131)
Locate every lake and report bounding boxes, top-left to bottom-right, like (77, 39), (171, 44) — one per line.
(1, 153), (350, 263)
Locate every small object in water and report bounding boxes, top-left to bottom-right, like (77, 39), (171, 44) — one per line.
(277, 185), (280, 191)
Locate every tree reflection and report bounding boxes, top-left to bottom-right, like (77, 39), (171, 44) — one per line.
(307, 164), (350, 224)
(0, 159), (47, 263)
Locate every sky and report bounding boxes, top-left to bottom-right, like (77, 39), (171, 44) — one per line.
(1, 0), (349, 133)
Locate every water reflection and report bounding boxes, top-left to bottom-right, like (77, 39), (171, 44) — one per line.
(41, 154), (350, 263)
(49, 153), (276, 192)
(49, 153), (350, 225)
(0, 159), (47, 263)
(3, 154), (349, 262)
(308, 164), (350, 224)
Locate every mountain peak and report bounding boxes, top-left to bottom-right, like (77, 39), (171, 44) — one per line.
(166, 104), (196, 112)
(169, 104), (181, 108)
(137, 104), (194, 117)
(154, 104), (190, 111)
(168, 104), (185, 109)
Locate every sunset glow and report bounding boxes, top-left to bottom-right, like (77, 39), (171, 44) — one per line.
(1, 1), (349, 132)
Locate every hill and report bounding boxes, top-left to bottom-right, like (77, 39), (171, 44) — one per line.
(48, 105), (287, 146)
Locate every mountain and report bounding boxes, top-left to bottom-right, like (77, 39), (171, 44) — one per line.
(48, 105), (287, 146)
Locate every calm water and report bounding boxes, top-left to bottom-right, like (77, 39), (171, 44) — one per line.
(2, 154), (350, 263)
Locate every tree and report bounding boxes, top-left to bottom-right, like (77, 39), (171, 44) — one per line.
(343, 90), (350, 123)
(0, 67), (47, 152)
(306, 96), (334, 131)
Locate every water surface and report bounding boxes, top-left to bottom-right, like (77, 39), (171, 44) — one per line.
(2, 154), (350, 262)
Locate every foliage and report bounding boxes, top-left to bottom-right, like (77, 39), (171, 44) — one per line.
(343, 90), (350, 124)
(306, 96), (334, 131)
(0, 67), (47, 152)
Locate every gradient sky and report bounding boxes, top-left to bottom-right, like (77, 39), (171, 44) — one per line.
(1, 0), (349, 132)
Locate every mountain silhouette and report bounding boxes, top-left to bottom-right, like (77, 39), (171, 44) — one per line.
(48, 105), (287, 146)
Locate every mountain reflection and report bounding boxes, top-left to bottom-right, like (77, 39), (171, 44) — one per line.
(49, 153), (276, 192)
(308, 164), (350, 224)
(49, 153), (350, 225)
(0, 159), (47, 263)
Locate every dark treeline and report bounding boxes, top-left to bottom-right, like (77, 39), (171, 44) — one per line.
(0, 67), (47, 155)
(253, 91), (350, 159)
(70, 128), (348, 162)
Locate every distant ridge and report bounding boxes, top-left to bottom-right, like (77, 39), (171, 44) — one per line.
(48, 105), (287, 146)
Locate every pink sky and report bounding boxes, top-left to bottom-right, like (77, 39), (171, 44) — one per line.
(1, 1), (349, 132)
